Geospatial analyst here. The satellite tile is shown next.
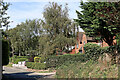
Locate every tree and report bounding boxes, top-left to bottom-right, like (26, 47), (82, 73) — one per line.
(0, 0), (10, 66)
(0, 0), (10, 29)
(8, 2), (78, 56)
(75, 2), (120, 46)
(8, 19), (42, 56)
(2, 39), (10, 66)
(42, 2), (77, 54)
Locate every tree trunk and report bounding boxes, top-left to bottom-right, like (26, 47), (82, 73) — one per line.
(19, 50), (21, 56)
(12, 51), (14, 63)
(12, 47), (14, 63)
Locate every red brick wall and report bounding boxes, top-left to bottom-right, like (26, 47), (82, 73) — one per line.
(69, 33), (117, 54)
(70, 49), (75, 54)
(74, 34), (87, 54)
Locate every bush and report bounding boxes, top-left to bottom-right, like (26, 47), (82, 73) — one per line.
(2, 40), (10, 66)
(40, 56), (47, 63)
(13, 58), (28, 64)
(11, 56), (28, 64)
(34, 56), (47, 63)
(46, 54), (88, 68)
(17, 56), (28, 58)
(34, 57), (41, 62)
(84, 43), (107, 60)
(26, 62), (47, 70)
(28, 55), (35, 62)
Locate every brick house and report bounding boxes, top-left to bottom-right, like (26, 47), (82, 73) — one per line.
(70, 32), (109, 54)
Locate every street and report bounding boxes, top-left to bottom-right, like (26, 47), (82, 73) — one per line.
(2, 66), (56, 80)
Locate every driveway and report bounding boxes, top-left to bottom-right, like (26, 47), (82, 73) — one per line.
(2, 66), (56, 80)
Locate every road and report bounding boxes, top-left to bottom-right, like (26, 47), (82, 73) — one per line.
(2, 66), (56, 80)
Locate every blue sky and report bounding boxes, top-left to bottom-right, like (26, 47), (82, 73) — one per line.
(4, 0), (88, 31)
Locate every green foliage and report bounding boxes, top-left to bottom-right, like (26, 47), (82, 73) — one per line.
(12, 56), (28, 64)
(28, 55), (35, 62)
(56, 60), (118, 78)
(7, 2), (78, 56)
(2, 40), (10, 66)
(0, 0), (10, 28)
(34, 57), (41, 62)
(6, 63), (12, 67)
(75, 2), (120, 46)
(26, 62), (47, 70)
(84, 43), (108, 60)
(13, 58), (28, 64)
(16, 56), (28, 58)
(7, 19), (41, 56)
(39, 56), (47, 63)
(46, 54), (88, 68)
(42, 2), (77, 55)
(116, 33), (120, 53)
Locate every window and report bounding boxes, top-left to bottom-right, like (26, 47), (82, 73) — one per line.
(80, 41), (82, 44)
(84, 41), (86, 44)
(77, 44), (79, 49)
(79, 47), (82, 53)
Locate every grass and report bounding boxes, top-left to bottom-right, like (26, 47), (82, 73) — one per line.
(5, 63), (12, 67)
(39, 71), (52, 73)
(56, 60), (118, 78)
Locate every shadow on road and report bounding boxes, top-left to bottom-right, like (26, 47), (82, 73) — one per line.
(2, 72), (54, 80)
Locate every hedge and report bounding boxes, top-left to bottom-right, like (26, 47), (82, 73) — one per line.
(46, 54), (89, 68)
(26, 62), (47, 70)
(13, 58), (28, 64)
(2, 40), (10, 66)
(10, 55), (28, 64)
(84, 43), (108, 60)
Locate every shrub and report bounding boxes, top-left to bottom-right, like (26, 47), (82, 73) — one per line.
(34, 56), (47, 63)
(26, 62), (47, 70)
(39, 56), (47, 63)
(11, 56), (28, 64)
(2, 40), (10, 66)
(13, 58), (28, 64)
(34, 57), (41, 62)
(84, 43), (106, 60)
(46, 54), (88, 68)
(28, 55), (35, 62)
(17, 56), (28, 58)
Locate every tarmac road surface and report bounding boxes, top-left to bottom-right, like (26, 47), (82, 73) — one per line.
(2, 66), (56, 80)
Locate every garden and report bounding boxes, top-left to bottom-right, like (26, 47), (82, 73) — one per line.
(6, 42), (120, 78)
(1, 0), (120, 78)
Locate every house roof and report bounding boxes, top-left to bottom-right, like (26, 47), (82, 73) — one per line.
(77, 32), (95, 41)
(77, 32), (84, 41)
(86, 36), (94, 40)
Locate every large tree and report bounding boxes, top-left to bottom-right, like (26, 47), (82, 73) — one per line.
(8, 19), (42, 56)
(42, 2), (78, 54)
(75, 1), (120, 46)
(8, 2), (78, 56)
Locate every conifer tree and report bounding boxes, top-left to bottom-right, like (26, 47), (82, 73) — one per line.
(75, 2), (120, 46)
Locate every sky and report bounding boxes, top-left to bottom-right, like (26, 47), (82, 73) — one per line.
(4, 0), (88, 31)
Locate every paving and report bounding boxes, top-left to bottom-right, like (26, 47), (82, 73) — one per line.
(2, 66), (56, 80)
